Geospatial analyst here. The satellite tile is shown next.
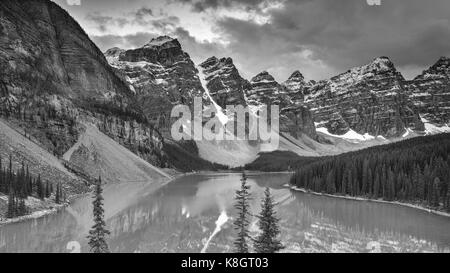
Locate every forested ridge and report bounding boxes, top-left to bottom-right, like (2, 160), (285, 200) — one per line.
(290, 133), (450, 212)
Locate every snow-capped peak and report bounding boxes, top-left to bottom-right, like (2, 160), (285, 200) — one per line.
(415, 56), (450, 80)
(104, 47), (124, 57)
(200, 56), (219, 66)
(325, 56), (402, 85)
(288, 70), (305, 81)
(251, 71), (276, 83)
(365, 56), (396, 72)
(144, 36), (177, 48)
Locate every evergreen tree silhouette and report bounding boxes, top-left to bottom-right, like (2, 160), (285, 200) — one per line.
(233, 172), (252, 253)
(87, 177), (110, 253)
(253, 188), (284, 253)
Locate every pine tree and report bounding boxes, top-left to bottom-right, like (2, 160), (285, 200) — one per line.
(253, 188), (284, 253)
(432, 177), (440, 207)
(45, 181), (51, 198)
(87, 177), (110, 253)
(325, 170), (336, 194)
(446, 182), (450, 212)
(55, 183), (62, 204)
(36, 174), (44, 199)
(373, 171), (380, 199)
(17, 197), (27, 216)
(233, 172), (252, 253)
(7, 187), (15, 218)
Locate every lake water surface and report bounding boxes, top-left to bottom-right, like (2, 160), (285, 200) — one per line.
(1, 172), (449, 253)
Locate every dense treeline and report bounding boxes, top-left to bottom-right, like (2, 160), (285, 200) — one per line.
(0, 155), (65, 218)
(290, 133), (450, 211)
(163, 140), (229, 171)
(243, 151), (316, 172)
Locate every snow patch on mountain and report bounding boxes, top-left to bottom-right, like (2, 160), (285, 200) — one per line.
(144, 36), (177, 48)
(197, 65), (229, 125)
(315, 124), (378, 142)
(421, 116), (450, 135)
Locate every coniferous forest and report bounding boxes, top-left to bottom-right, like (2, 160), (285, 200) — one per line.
(0, 155), (64, 218)
(290, 133), (450, 212)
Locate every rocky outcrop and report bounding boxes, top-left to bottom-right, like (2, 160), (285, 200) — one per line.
(280, 105), (318, 139)
(0, 0), (173, 173)
(245, 71), (318, 139)
(282, 70), (313, 105)
(247, 71), (284, 106)
(105, 36), (204, 131)
(198, 56), (248, 108)
(406, 57), (450, 125)
(304, 57), (424, 137)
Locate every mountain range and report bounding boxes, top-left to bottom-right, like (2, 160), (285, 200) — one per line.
(1, 0), (450, 196)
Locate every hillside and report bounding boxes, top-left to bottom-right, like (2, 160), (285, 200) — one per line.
(0, 118), (88, 220)
(290, 133), (450, 212)
(63, 122), (171, 184)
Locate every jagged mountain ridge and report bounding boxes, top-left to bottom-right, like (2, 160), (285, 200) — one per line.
(197, 56), (248, 108)
(282, 70), (315, 106)
(2, 0), (448, 177)
(104, 36), (204, 131)
(0, 0), (201, 183)
(406, 57), (450, 126)
(105, 38), (322, 166)
(303, 57), (424, 137)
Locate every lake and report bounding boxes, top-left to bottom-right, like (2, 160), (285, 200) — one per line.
(1, 172), (449, 253)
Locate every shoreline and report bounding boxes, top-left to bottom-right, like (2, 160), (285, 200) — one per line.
(7, 171), (448, 227)
(0, 169), (183, 227)
(0, 203), (68, 226)
(288, 185), (450, 218)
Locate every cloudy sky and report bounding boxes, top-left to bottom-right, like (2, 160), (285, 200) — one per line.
(53, 0), (450, 81)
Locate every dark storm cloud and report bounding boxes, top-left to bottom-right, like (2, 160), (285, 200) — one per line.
(80, 0), (450, 81)
(171, 27), (225, 63)
(85, 12), (114, 32)
(172, 0), (267, 12)
(86, 7), (180, 33)
(176, 0), (450, 80)
(135, 7), (154, 19)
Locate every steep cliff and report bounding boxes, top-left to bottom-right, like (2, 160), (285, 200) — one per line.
(406, 57), (450, 127)
(197, 56), (248, 108)
(282, 70), (314, 105)
(0, 0), (173, 179)
(0, 0), (130, 101)
(304, 57), (424, 137)
(105, 36), (204, 131)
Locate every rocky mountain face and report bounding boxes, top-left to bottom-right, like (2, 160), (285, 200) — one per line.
(244, 71), (318, 139)
(0, 0), (156, 157)
(282, 71), (314, 105)
(406, 57), (450, 125)
(0, 0), (130, 102)
(106, 40), (320, 142)
(105, 36), (204, 131)
(197, 56), (248, 108)
(303, 57), (424, 137)
(0, 0), (173, 176)
(247, 71), (284, 106)
(3, 0), (450, 178)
